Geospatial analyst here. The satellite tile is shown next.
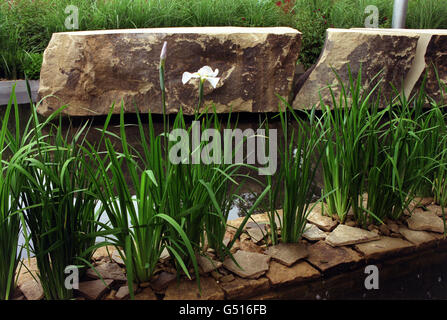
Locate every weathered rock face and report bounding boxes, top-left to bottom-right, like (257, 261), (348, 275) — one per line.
(293, 29), (419, 109)
(353, 29), (447, 104)
(38, 27), (301, 117)
(393, 29), (447, 102)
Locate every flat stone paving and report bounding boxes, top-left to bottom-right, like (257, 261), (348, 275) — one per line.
(306, 241), (363, 272)
(265, 243), (308, 267)
(302, 223), (327, 241)
(306, 205), (338, 232)
(407, 209), (445, 233)
(354, 236), (414, 260)
(325, 224), (380, 247)
(398, 226), (438, 246)
(266, 261), (320, 287)
(16, 203), (447, 301)
(223, 250), (270, 279)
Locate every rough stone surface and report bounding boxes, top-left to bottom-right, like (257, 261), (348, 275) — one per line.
(293, 29), (418, 110)
(264, 243), (308, 267)
(220, 274), (235, 283)
(245, 222), (267, 231)
(115, 286), (130, 300)
(303, 223), (327, 241)
(398, 226), (438, 246)
(19, 279), (44, 300)
(160, 247), (170, 263)
(246, 227), (266, 244)
(86, 262), (126, 281)
(38, 27), (301, 117)
(197, 254), (223, 274)
(265, 261), (320, 287)
(373, 30), (447, 103)
(111, 250), (125, 266)
(306, 241), (362, 272)
(325, 224), (380, 247)
(164, 277), (224, 300)
(426, 204), (445, 217)
(306, 204), (338, 232)
(407, 209), (445, 233)
(410, 197), (434, 209)
(134, 287), (158, 300)
(92, 246), (116, 261)
(227, 212), (272, 230)
(354, 237), (414, 260)
(388, 222), (400, 234)
(223, 250), (270, 279)
(150, 271), (176, 293)
(219, 276), (270, 299)
(77, 279), (114, 300)
(239, 239), (264, 254)
(379, 224), (391, 236)
(17, 257), (39, 286)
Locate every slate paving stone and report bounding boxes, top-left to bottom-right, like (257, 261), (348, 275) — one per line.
(302, 223), (327, 241)
(325, 224), (380, 247)
(398, 226), (438, 246)
(197, 254), (223, 274)
(17, 257), (39, 286)
(223, 250), (270, 279)
(306, 204), (338, 232)
(407, 209), (445, 233)
(265, 243), (308, 267)
(246, 227), (266, 244)
(266, 260), (320, 286)
(115, 286), (130, 300)
(19, 279), (44, 300)
(111, 250), (125, 266)
(150, 271), (176, 293)
(306, 241), (362, 273)
(354, 236), (414, 260)
(77, 279), (114, 300)
(425, 204), (445, 217)
(86, 262), (126, 281)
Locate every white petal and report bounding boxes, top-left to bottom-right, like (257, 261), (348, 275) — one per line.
(198, 66), (214, 77)
(206, 77), (220, 89)
(160, 41), (168, 60)
(211, 68), (219, 77)
(182, 72), (193, 84)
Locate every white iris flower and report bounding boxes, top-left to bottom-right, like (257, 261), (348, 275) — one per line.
(182, 66), (220, 89)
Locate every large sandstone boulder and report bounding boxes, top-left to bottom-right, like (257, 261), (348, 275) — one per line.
(293, 29), (420, 109)
(364, 28), (447, 103)
(38, 27), (301, 116)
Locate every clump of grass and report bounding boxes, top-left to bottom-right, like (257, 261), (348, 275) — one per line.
(5, 88), (103, 300)
(365, 86), (438, 222)
(84, 105), (201, 294)
(0, 87), (23, 300)
(266, 101), (324, 244)
(316, 68), (441, 226)
(318, 68), (383, 223)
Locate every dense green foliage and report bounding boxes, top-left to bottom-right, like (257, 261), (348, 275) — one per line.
(1, 0), (446, 79)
